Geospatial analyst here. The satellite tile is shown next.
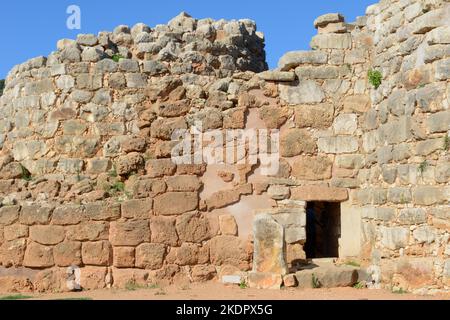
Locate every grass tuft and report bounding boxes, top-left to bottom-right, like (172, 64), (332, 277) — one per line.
(0, 294), (33, 300)
(111, 54), (125, 62)
(368, 69), (382, 89)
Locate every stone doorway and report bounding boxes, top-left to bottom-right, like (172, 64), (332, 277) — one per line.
(304, 202), (341, 259)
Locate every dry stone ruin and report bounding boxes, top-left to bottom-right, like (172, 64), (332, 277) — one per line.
(0, 0), (449, 295)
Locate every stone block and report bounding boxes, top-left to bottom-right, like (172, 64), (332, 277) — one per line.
(150, 216), (179, 246)
(109, 220), (150, 246)
(413, 226), (436, 244)
(53, 241), (82, 267)
(154, 192), (198, 215)
(291, 156), (332, 180)
(79, 266), (108, 290)
(381, 227), (409, 250)
(113, 247), (135, 268)
(253, 214), (287, 274)
(145, 159), (177, 178)
(314, 13), (345, 28)
(82, 241), (112, 266)
(67, 222), (109, 241)
(267, 185), (290, 200)
(361, 207), (395, 222)
(19, 205), (52, 225)
(279, 80), (325, 105)
(258, 71), (296, 82)
(84, 202), (121, 221)
(310, 33), (352, 49)
(166, 175), (202, 192)
(398, 208), (427, 225)
(343, 95), (371, 113)
(280, 129), (317, 157)
(23, 242), (54, 268)
(317, 136), (358, 154)
(0, 206), (20, 225)
(176, 213), (210, 243)
(219, 214), (238, 236)
(333, 114), (357, 135)
(29, 225), (65, 245)
(426, 111), (450, 133)
(291, 185), (348, 202)
(135, 243), (166, 270)
(294, 103), (334, 129)
(52, 205), (87, 225)
(278, 51), (328, 71)
(413, 187), (445, 205)
(259, 105), (291, 129)
(209, 236), (251, 270)
(121, 199), (153, 219)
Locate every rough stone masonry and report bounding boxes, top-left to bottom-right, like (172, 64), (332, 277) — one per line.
(0, 0), (449, 294)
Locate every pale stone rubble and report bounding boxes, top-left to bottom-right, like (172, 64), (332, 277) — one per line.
(0, 0), (449, 294)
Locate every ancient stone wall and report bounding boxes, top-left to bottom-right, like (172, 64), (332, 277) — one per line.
(0, 1), (449, 294)
(355, 0), (450, 294)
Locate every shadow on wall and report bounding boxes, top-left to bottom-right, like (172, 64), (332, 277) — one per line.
(0, 79), (4, 96)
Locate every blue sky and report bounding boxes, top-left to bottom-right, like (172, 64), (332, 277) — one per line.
(0, 0), (375, 78)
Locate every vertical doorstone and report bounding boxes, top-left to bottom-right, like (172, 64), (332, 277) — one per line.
(252, 213), (287, 275)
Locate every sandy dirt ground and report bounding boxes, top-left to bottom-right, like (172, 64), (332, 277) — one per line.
(1, 282), (448, 300)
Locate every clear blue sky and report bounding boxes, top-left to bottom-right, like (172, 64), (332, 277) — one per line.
(0, 0), (375, 78)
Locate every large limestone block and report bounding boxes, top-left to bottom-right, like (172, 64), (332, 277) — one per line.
(278, 51), (328, 71)
(317, 136), (358, 154)
(413, 187), (445, 205)
(343, 95), (371, 113)
(253, 214), (287, 275)
(291, 156), (333, 180)
(310, 33), (352, 49)
(279, 81), (325, 105)
(295, 266), (358, 288)
(257, 71), (296, 82)
(291, 185), (348, 202)
(23, 242), (54, 268)
(314, 13), (345, 28)
(154, 192), (198, 215)
(381, 227), (409, 250)
(294, 103), (334, 129)
(209, 235), (251, 270)
(280, 129), (317, 157)
(109, 220), (150, 246)
(411, 7), (449, 34)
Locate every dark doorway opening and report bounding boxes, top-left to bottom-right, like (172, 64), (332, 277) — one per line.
(305, 202), (341, 259)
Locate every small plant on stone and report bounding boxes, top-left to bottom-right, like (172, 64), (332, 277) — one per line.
(154, 289), (167, 296)
(239, 279), (248, 289)
(0, 79), (5, 96)
(20, 164), (32, 181)
(345, 260), (361, 268)
(0, 294), (33, 300)
(110, 181), (125, 194)
(400, 194), (407, 205)
(418, 160), (428, 176)
(444, 135), (449, 151)
(112, 53), (124, 62)
(108, 166), (118, 177)
(311, 274), (321, 289)
(353, 282), (365, 289)
(125, 280), (140, 291)
(368, 69), (382, 89)
(75, 169), (82, 182)
(392, 287), (408, 294)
